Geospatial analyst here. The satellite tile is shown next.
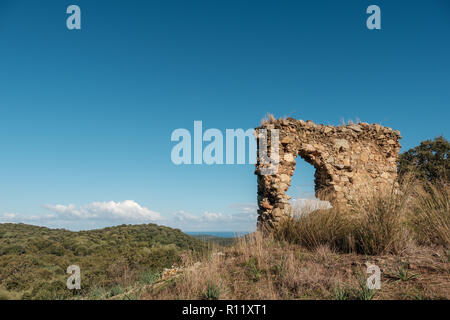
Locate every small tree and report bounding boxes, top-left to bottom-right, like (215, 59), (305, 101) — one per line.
(398, 136), (449, 184)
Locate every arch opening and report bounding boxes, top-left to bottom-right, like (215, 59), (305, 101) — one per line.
(287, 155), (332, 219)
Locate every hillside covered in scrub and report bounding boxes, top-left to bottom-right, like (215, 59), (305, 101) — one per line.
(0, 223), (203, 299)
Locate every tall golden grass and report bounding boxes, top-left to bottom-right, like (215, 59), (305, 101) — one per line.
(409, 182), (449, 246)
(274, 179), (449, 255)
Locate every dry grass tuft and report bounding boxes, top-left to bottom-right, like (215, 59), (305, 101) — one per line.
(350, 184), (412, 255)
(274, 209), (352, 252)
(408, 182), (449, 247)
(275, 179), (449, 255)
(260, 113), (276, 125)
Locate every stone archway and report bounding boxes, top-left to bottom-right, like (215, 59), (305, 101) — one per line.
(255, 118), (401, 231)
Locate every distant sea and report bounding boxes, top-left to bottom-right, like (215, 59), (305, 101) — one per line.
(186, 231), (249, 238)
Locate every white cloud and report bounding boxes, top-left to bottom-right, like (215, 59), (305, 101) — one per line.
(229, 202), (258, 214)
(174, 210), (233, 223)
(0, 212), (58, 225)
(1, 213), (17, 219)
(0, 201), (258, 232)
(167, 203), (258, 232)
(42, 200), (161, 221)
(0, 200), (161, 231)
(172, 207), (257, 224)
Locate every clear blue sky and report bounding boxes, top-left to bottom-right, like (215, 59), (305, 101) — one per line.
(0, 0), (449, 231)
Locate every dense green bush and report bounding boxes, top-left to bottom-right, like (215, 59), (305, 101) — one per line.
(0, 223), (204, 300)
(398, 136), (449, 184)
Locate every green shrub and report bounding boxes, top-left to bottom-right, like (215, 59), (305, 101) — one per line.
(201, 282), (221, 300)
(353, 274), (376, 300)
(245, 256), (265, 282)
(28, 281), (73, 300)
(398, 136), (449, 184)
(139, 270), (160, 285)
(105, 285), (124, 298)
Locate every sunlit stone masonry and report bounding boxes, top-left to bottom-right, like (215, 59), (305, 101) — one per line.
(255, 118), (401, 231)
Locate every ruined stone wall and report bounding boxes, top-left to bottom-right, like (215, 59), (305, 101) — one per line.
(255, 118), (401, 231)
